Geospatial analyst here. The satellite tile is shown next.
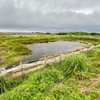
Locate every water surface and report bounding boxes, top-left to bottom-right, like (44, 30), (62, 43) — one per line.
(23, 41), (87, 62)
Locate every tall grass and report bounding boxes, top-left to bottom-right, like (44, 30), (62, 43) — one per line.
(62, 54), (90, 77)
(85, 48), (100, 74)
(0, 33), (100, 67)
(86, 48), (100, 57)
(0, 48), (100, 100)
(0, 76), (25, 94)
(0, 77), (9, 93)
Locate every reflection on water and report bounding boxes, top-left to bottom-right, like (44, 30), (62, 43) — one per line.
(23, 41), (87, 62)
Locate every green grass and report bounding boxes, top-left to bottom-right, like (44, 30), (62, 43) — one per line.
(62, 54), (90, 78)
(0, 47), (100, 100)
(0, 33), (100, 67)
(86, 48), (100, 57)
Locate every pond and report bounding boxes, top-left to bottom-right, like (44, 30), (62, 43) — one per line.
(23, 41), (87, 62)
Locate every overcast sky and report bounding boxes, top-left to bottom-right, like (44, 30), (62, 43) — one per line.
(0, 0), (100, 32)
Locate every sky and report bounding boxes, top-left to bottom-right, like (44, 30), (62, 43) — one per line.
(0, 0), (100, 32)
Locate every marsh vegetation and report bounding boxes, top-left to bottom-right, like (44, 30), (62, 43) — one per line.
(0, 32), (100, 67)
(0, 47), (100, 100)
(0, 32), (100, 100)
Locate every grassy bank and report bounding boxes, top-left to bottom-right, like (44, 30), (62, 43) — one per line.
(0, 47), (100, 100)
(0, 32), (100, 67)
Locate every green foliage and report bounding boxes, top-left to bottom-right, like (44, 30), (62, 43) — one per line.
(57, 32), (89, 35)
(86, 48), (100, 57)
(0, 47), (100, 100)
(67, 91), (91, 100)
(0, 77), (10, 93)
(0, 33), (100, 67)
(85, 48), (100, 75)
(6, 52), (17, 58)
(90, 91), (100, 99)
(62, 54), (90, 77)
(0, 33), (100, 99)
(90, 32), (100, 36)
(0, 67), (64, 100)
(0, 76), (24, 94)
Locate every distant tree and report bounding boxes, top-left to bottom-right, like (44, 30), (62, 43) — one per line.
(57, 32), (68, 35)
(45, 32), (51, 35)
(90, 32), (98, 36)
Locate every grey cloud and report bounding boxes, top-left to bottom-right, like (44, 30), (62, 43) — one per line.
(0, 0), (100, 32)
